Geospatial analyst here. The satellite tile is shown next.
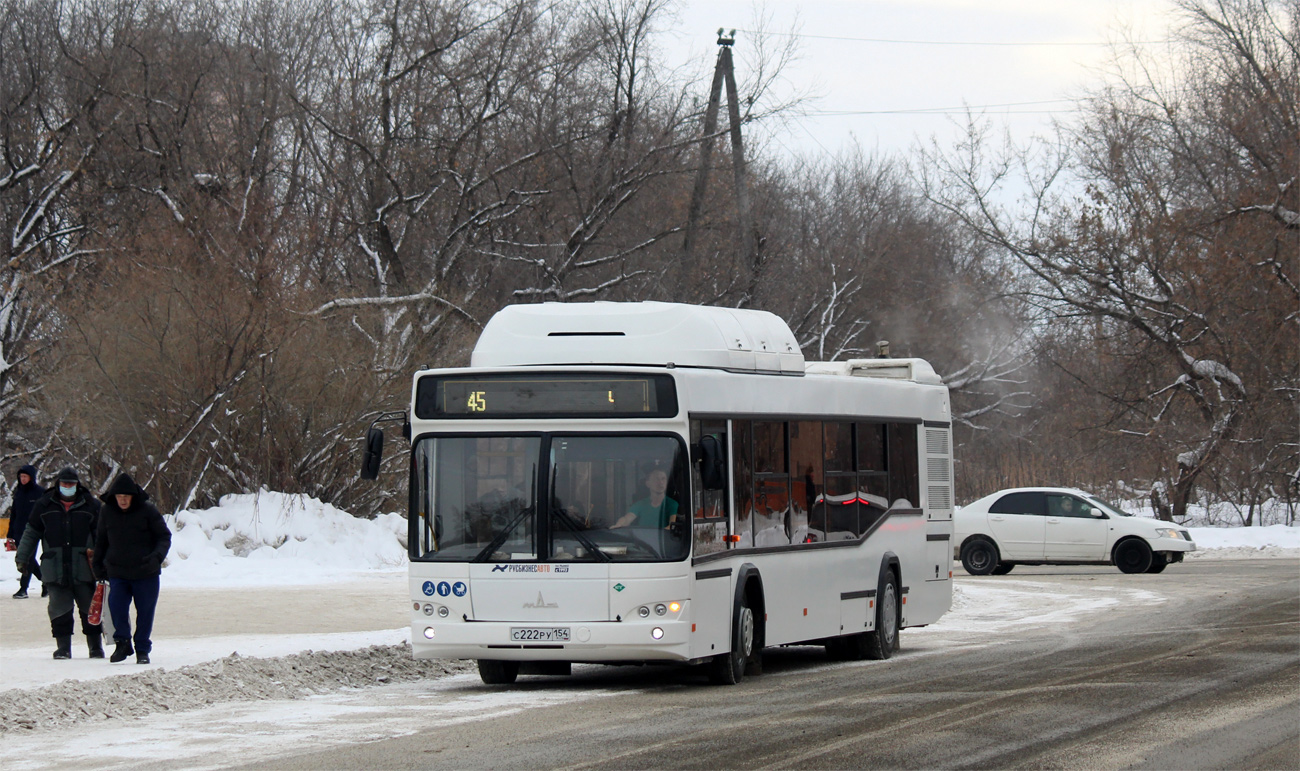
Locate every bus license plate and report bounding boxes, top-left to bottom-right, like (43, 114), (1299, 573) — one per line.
(510, 627), (571, 642)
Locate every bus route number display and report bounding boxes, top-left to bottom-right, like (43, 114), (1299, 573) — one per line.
(416, 374), (678, 419)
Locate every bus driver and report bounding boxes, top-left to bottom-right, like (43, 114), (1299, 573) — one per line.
(612, 468), (678, 529)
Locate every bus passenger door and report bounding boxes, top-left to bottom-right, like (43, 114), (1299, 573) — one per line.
(692, 570), (733, 658)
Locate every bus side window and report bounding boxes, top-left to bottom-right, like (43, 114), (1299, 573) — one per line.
(823, 422), (856, 539)
(856, 422), (890, 534)
(753, 421), (790, 547)
(789, 421), (823, 544)
(887, 423), (920, 508)
(690, 420), (729, 556)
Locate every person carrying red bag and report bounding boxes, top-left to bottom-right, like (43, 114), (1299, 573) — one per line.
(93, 473), (171, 665)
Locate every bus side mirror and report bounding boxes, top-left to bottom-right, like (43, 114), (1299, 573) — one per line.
(361, 427), (384, 480)
(698, 434), (726, 490)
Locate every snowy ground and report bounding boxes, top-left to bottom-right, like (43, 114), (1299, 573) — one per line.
(0, 491), (1296, 762)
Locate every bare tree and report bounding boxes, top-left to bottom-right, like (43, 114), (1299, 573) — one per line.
(921, 0), (1298, 519)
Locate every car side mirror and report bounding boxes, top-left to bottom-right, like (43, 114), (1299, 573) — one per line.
(361, 427), (384, 480)
(698, 434), (727, 490)
(1089, 508), (1104, 518)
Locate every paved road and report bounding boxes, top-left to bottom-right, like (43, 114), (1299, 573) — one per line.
(234, 560), (1298, 770)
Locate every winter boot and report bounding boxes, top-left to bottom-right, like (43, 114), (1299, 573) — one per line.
(136, 651), (150, 665)
(53, 636), (72, 660)
(87, 633), (105, 659)
(12, 588), (27, 599)
(109, 639), (134, 663)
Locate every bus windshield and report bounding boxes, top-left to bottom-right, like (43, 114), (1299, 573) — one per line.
(412, 434), (689, 563)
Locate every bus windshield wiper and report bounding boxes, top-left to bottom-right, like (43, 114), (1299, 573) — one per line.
(551, 507), (612, 563)
(472, 504), (533, 563)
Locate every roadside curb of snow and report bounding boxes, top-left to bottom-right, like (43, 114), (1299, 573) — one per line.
(0, 643), (475, 734)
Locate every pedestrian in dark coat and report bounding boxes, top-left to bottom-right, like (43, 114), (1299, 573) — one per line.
(6, 464), (46, 598)
(14, 467), (104, 659)
(93, 472), (171, 664)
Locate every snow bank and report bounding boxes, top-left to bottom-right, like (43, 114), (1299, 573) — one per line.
(1182, 524), (1300, 560)
(164, 491), (408, 588)
(0, 644), (474, 735)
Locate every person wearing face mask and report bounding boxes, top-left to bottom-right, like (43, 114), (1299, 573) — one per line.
(93, 472), (171, 664)
(6, 464), (46, 598)
(14, 467), (103, 660)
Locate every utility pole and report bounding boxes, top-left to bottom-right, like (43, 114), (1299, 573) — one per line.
(682, 29), (756, 301)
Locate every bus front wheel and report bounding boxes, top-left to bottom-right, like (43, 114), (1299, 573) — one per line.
(709, 595), (754, 685)
(478, 659), (519, 685)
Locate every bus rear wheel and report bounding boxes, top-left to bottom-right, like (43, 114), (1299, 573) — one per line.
(478, 659), (519, 685)
(709, 595), (754, 685)
(864, 572), (899, 660)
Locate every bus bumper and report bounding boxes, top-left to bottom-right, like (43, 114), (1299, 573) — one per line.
(410, 618), (694, 662)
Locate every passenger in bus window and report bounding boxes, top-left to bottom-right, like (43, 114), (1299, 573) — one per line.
(612, 468), (678, 529)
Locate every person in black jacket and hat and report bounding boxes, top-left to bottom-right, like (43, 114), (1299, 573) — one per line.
(14, 466), (103, 659)
(93, 473), (171, 664)
(7, 464), (46, 598)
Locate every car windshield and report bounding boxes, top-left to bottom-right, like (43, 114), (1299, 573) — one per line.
(412, 434), (689, 563)
(1085, 495), (1129, 517)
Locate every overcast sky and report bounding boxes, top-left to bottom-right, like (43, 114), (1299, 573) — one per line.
(657, 0), (1178, 159)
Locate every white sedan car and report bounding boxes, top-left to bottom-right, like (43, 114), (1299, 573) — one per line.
(954, 487), (1196, 575)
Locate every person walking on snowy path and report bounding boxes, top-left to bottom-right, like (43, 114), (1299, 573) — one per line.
(7, 464), (46, 599)
(14, 467), (104, 659)
(93, 473), (171, 665)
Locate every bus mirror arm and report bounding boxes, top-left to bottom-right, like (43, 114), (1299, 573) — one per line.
(360, 411), (408, 481)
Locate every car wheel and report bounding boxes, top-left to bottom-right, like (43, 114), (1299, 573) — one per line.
(991, 563), (1015, 575)
(961, 538), (999, 576)
(709, 593), (754, 685)
(864, 572), (899, 660)
(477, 659), (519, 685)
(1114, 538), (1154, 574)
(1145, 553), (1169, 574)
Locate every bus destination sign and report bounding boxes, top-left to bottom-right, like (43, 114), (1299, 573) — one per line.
(415, 374), (678, 419)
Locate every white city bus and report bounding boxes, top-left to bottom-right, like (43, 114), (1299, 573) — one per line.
(363, 301), (954, 685)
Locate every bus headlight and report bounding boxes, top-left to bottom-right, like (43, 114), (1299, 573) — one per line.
(423, 627), (435, 639)
(655, 604), (667, 616)
(638, 606), (650, 618)
(438, 606), (450, 618)
(422, 603), (434, 616)
(651, 627), (664, 640)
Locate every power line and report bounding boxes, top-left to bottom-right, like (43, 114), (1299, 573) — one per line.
(735, 29), (1168, 47)
(807, 99), (1082, 117)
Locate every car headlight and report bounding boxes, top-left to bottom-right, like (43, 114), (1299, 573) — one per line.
(1153, 528), (1182, 539)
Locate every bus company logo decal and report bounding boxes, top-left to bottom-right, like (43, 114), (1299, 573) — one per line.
(523, 592), (558, 609)
(613, 583), (625, 592)
(488, 564), (553, 572)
